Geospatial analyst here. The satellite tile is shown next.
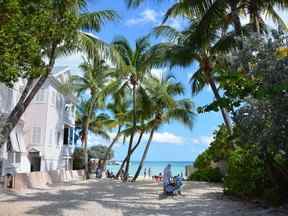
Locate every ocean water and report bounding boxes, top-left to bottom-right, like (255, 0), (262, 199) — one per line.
(107, 161), (193, 177)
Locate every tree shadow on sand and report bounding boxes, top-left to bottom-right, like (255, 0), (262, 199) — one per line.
(1, 180), (287, 216)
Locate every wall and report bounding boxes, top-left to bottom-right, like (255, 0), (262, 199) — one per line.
(5, 169), (85, 192)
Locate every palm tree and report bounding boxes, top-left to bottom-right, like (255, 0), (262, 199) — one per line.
(1, 0), (118, 148)
(102, 95), (130, 169)
(111, 36), (159, 181)
(162, 0), (288, 36)
(71, 58), (116, 178)
(152, 22), (235, 133)
(75, 101), (111, 146)
(132, 74), (195, 181)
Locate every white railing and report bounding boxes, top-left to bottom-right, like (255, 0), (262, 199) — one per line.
(62, 145), (75, 156)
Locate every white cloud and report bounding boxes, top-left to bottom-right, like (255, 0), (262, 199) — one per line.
(166, 17), (186, 30)
(151, 68), (167, 79)
(126, 9), (159, 26)
(55, 51), (85, 75)
(149, 132), (184, 145)
(191, 135), (213, 146)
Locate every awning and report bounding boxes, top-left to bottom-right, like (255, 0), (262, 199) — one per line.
(9, 127), (25, 152)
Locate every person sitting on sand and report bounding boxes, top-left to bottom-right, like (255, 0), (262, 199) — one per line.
(163, 164), (172, 192)
(173, 175), (183, 195)
(154, 172), (162, 183)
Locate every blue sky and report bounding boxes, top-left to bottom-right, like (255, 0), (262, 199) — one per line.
(55, 0), (226, 161)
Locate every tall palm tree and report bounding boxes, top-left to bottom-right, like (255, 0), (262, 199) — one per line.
(75, 101), (111, 146)
(111, 36), (159, 181)
(132, 74), (195, 181)
(1, 0), (118, 148)
(71, 58), (116, 178)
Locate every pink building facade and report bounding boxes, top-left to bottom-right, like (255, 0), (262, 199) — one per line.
(0, 67), (76, 177)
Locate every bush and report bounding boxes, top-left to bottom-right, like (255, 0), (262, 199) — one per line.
(72, 147), (85, 170)
(193, 150), (212, 169)
(224, 147), (265, 198)
(188, 168), (223, 183)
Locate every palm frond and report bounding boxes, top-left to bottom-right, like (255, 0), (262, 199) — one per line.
(79, 10), (119, 32)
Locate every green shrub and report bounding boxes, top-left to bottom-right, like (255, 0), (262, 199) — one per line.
(193, 150), (212, 169)
(72, 147), (85, 170)
(224, 147), (265, 198)
(188, 167), (223, 183)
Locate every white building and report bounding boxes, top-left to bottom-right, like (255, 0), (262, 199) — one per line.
(0, 67), (76, 176)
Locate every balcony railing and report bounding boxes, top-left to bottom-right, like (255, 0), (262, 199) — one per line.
(62, 145), (75, 156)
(63, 110), (75, 126)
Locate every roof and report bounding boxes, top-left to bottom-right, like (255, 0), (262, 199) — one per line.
(52, 66), (70, 76)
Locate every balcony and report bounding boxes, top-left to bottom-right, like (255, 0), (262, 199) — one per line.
(63, 109), (75, 127)
(62, 145), (75, 157)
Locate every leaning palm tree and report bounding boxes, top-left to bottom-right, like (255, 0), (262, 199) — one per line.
(1, 0), (118, 148)
(132, 74), (195, 181)
(152, 22), (235, 133)
(111, 36), (160, 181)
(102, 94), (131, 169)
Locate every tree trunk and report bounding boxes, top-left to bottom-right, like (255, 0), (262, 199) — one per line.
(83, 96), (97, 179)
(116, 131), (144, 178)
(203, 62), (233, 133)
(84, 129), (89, 179)
(102, 125), (122, 169)
(229, 0), (242, 36)
(123, 84), (137, 182)
(132, 129), (155, 182)
(209, 78), (233, 133)
(0, 44), (57, 147)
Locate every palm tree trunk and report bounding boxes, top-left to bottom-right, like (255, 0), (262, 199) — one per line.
(132, 128), (155, 182)
(102, 125), (122, 169)
(83, 96), (97, 179)
(116, 131), (144, 178)
(229, 0), (242, 36)
(203, 60), (233, 133)
(0, 43), (57, 147)
(209, 78), (233, 133)
(123, 84), (137, 181)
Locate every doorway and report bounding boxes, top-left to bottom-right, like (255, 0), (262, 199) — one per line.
(29, 152), (41, 172)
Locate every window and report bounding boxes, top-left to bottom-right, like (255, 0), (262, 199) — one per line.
(63, 128), (69, 145)
(34, 89), (45, 102)
(15, 152), (21, 163)
(8, 152), (13, 163)
(49, 129), (53, 145)
(51, 91), (57, 105)
(32, 127), (41, 144)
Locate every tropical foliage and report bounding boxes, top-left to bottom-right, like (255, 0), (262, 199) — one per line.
(1, 0), (288, 206)
(0, 0), (118, 149)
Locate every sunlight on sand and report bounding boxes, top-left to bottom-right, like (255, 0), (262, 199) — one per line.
(0, 179), (287, 216)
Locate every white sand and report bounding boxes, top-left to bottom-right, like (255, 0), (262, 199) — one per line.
(0, 179), (287, 216)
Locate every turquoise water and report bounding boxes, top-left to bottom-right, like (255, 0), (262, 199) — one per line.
(107, 161), (193, 177)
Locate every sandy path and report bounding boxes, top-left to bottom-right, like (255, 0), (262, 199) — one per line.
(0, 179), (287, 216)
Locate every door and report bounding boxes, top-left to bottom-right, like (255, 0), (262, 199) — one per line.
(29, 152), (41, 172)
